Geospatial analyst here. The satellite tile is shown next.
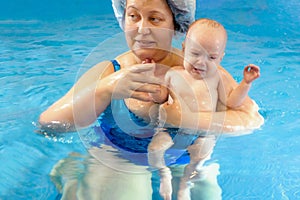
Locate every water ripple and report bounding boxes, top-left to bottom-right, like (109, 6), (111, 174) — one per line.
(1, 4), (300, 199)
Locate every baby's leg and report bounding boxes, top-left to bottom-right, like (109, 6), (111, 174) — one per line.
(148, 131), (174, 169)
(148, 131), (174, 200)
(188, 135), (216, 167)
(178, 136), (216, 200)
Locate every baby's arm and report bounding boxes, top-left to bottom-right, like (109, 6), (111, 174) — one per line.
(225, 64), (260, 108)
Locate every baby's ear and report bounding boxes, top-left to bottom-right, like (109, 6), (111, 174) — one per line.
(220, 52), (225, 61)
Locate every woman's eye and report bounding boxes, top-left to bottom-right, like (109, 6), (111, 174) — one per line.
(127, 14), (139, 21)
(129, 15), (136, 19)
(149, 17), (161, 23)
(151, 18), (158, 22)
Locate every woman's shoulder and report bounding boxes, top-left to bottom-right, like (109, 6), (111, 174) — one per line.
(168, 66), (184, 72)
(115, 51), (137, 67)
(89, 51), (134, 76)
(82, 60), (116, 80)
(170, 47), (184, 66)
(217, 65), (237, 85)
(166, 66), (185, 79)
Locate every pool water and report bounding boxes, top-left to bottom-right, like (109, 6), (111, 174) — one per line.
(1, 0), (300, 199)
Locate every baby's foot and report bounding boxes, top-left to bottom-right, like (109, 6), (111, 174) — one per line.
(159, 168), (172, 200)
(160, 176), (172, 200)
(177, 180), (192, 200)
(177, 188), (191, 200)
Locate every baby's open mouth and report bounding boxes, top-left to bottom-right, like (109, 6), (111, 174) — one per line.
(192, 67), (205, 73)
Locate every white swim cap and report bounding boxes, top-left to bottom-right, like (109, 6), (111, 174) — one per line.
(111, 0), (196, 33)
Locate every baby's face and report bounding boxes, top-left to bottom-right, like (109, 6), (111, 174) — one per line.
(183, 25), (226, 80)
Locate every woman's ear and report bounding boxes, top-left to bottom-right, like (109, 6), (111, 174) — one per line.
(182, 41), (185, 52)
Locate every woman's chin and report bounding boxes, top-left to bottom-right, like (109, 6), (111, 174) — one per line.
(133, 49), (169, 62)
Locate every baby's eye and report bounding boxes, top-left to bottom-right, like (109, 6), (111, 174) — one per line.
(189, 52), (199, 56)
(209, 56), (217, 60)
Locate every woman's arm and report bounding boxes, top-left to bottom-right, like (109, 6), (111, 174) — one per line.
(161, 101), (263, 133)
(39, 61), (161, 133)
(161, 65), (264, 134)
(38, 61), (115, 132)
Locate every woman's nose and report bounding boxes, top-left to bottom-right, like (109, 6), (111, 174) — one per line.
(138, 19), (151, 34)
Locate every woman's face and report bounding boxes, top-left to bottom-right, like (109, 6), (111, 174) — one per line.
(124, 0), (175, 62)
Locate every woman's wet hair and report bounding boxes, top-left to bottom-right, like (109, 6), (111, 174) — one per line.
(112, 0), (195, 33)
(165, 0), (195, 33)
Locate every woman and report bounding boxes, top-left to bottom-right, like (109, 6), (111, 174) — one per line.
(39, 0), (263, 137)
(42, 0), (263, 199)
(39, 0), (188, 133)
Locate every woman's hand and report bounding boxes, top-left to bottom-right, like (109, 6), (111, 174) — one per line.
(160, 100), (211, 131)
(160, 100), (181, 128)
(103, 63), (163, 102)
(159, 93), (193, 128)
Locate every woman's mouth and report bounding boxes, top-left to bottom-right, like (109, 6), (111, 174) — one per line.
(135, 40), (156, 48)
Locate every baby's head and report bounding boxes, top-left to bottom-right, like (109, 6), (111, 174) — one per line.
(183, 18), (227, 79)
(186, 18), (227, 59)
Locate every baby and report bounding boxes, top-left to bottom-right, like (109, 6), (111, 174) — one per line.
(148, 18), (260, 200)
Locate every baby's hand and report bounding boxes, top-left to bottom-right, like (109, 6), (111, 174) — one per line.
(142, 58), (153, 64)
(143, 59), (168, 103)
(243, 64), (260, 84)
